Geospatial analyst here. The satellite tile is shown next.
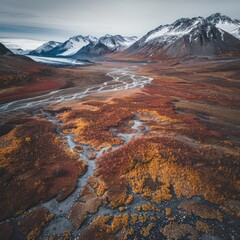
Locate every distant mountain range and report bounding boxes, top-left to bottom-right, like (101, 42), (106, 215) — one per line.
(2, 13), (240, 60)
(72, 35), (138, 59)
(29, 34), (138, 59)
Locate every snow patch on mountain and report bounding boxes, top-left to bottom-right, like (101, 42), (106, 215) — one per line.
(145, 18), (204, 43)
(127, 13), (240, 58)
(138, 13), (240, 49)
(216, 22), (238, 33)
(146, 26), (170, 42)
(72, 35), (138, 58)
(58, 35), (98, 56)
(99, 35), (138, 51)
(207, 13), (240, 39)
(32, 41), (62, 55)
(120, 36), (138, 49)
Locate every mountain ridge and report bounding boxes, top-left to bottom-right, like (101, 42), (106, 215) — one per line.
(29, 41), (62, 56)
(24, 13), (240, 60)
(28, 34), (138, 59)
(206, 13), (240, 39)
(125, 13), (240, 59)
(0, 43), (14, 56)
(73, 35), (138, 59)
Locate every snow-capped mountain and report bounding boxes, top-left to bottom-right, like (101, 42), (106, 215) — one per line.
(29, 41), (62, 56)
(127, 17), (205, 56)
(73, 34), (138, 59)
(25, 13), (240, 60)
(28, 34), (137, 58)
(126, 14), (240, 58)
(206, 13), (240, 39)
(165, 22), (240, 57)
(11, 48), (31, 55)
(146, 17), (205, 44)
(73, 42), (113, 59)
(73, 41), (115, 59)
(45, 35), (98, 57)
(99, 34), (138, 51)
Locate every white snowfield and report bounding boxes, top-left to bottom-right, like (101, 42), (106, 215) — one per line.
(99, 35), (138, 51)
(146, 19), (203, 43)
(28, 55), (88, 66)
(206, 13), (240, 39)
(34, 41), (62, 54)
(59, 39), (95, 56)
(215, 22), (240, 39)
(117, 37), (139, 50)
(58, 35), (98, 56)
(144, 14), (240, 44)
(58, 41), (89, 56)
(146, 26), (171, 42)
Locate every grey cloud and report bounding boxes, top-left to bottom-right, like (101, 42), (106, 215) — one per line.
(0, 10), (37, 18)
(0, 0), (239, 41)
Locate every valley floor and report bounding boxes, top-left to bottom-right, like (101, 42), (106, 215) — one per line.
(0, 57), (240, 240)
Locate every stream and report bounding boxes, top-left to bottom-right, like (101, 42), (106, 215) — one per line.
(0, 66), (152, 114)
(1, 66), (239, 240)
(0, 67), (153, 239)
(40, 110), (149, 238)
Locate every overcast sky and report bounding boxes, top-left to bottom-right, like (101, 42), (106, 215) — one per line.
(0, 0), (239, 42)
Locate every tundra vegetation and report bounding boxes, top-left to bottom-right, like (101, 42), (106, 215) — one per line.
(0, 59), (239, 239)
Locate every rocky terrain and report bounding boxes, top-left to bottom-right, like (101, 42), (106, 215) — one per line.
(126, 14), (240, 58)
(0, 43), (13, 56)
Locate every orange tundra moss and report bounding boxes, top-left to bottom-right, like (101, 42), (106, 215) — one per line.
(59, 93), (209, 151)
(0, 119), (86, 221)
(162, 222), (199, 240)
(77, 214), (129, 240)
(196, 220), (214, 234)
(93, 135), (239, 208)
(140, 223), (155, 237)
(57, 82), (239, 211)
(17, 207), (54, 240)
(178, 200), (223, 222)
(59, 103), (134, 150)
